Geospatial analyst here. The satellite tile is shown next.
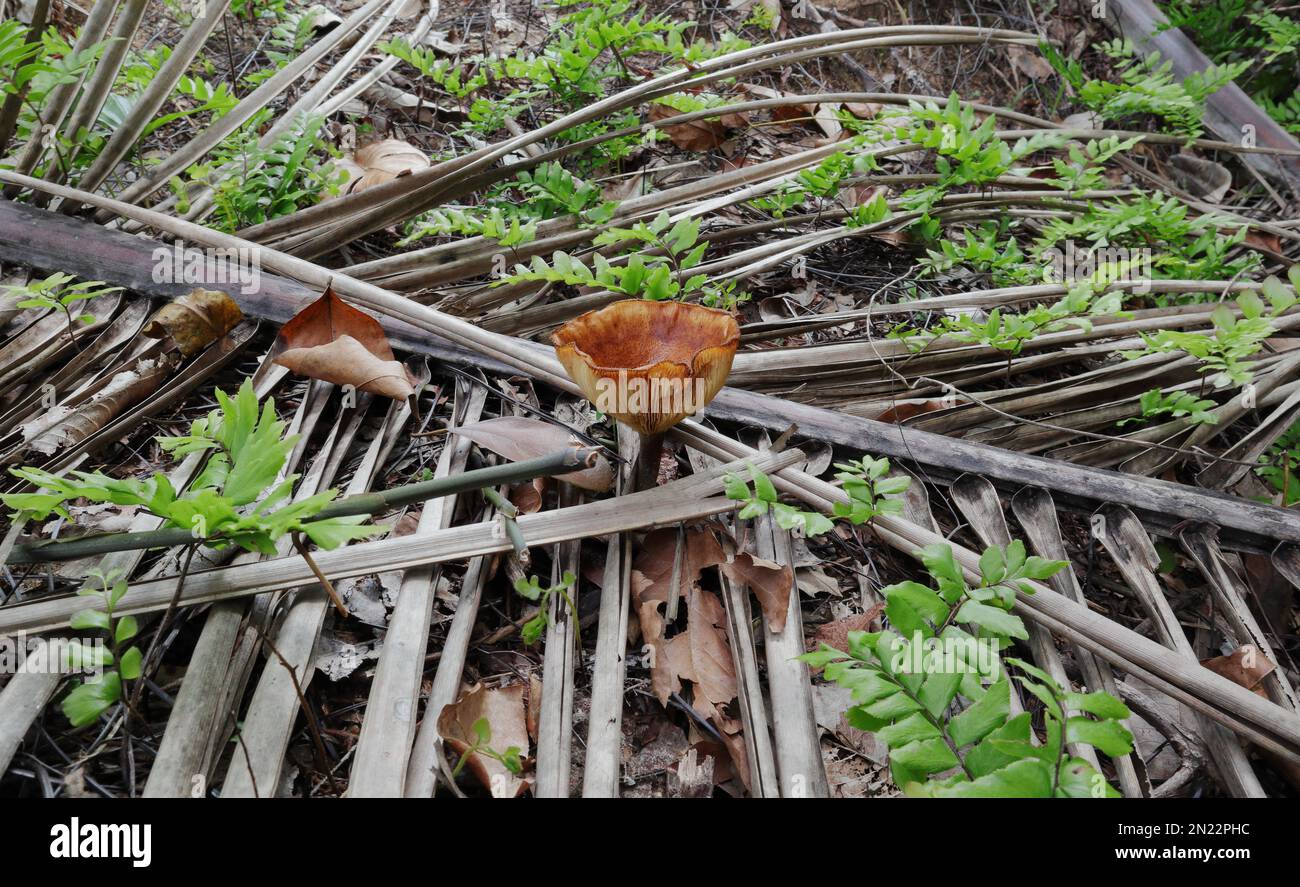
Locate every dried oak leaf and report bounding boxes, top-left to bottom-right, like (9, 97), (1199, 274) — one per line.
(632, 527), (726, 704)
(437, 682), (531, 797)
(333, 139), (430, 196)
(451, 416), (614, 491)
(272, 285), (416, 400)
(719, 551), (793, 633)
(143, 288), (243, 356)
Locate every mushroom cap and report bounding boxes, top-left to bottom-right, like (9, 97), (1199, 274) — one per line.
(551, 299), (740, 436)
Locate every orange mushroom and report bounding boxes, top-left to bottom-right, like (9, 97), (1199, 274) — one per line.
(552, 299), (739, 436)
(552, 299), (740, 487)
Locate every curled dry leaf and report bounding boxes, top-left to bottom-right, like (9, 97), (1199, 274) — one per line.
(450, 416), (614, 491)
(1007, 44), (1056, 81)
(719, 551), (793, 633)
(1201, 645), (1277, 697)
(437, 682), (531, 797)
(23, 355), (178, 456)
(271, 285), (416, 400)
(143, 288), (243, 356)
(632, 527), (726, 704)
(333, 139), (430, 197)
(648, 101), (727, 152)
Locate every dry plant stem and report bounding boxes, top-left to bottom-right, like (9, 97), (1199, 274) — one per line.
(44, 0), (148, 188)
(3, 178), (1295, 556)
(351, 379), (484, 798)
(0, 451), (805, 639)
(256, 30), (1041, 253)
(292, 531), (348, 619)
(106, 0), (393, 209)
(125, 542), (198, 719)
(1, 0), (118, 194)
(1117, 682), (1202, 798)
(581, 423), (638, 797)
(58, 0), (233, 206)
(247, 619), (340, 796)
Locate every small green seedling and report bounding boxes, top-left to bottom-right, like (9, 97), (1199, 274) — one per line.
(61, 569), (143, 728)
(513, 571), (579, 646)
(724, 455), (910, 537)
(5, 273), (121, 349)
(451, 717), (523, 778)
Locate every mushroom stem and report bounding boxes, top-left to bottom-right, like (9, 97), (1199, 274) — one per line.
(632, 431), (667, 492)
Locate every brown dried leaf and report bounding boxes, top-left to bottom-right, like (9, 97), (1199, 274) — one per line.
(648, 101), (726, 151)
(437, 682), (531, 797)
(451, 416), (614, 491)
(510, 478), (546, 514)
(1244, 229), (1284, 257)
(719, 552), (793, 632)
(632, 527), (729, 704)
(24, 355), (177, 456)
(1201, 645), (1276, 697)
(684, 588), (736, 706)
(874, 400), (949, 423)
(844, 101), (882, 119)
(272, 285), (416, 400)
(334, 139), (430, 196)
(143, 288), (243, 356)
(808, 604), (885, 657)
(1007, 45), (1056, 80)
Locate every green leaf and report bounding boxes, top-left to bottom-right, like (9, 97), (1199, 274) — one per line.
(979, 545), (1006, 586)
(919, 543), (966, 603)
(747, 463), (778, 503)
(948, 671), (1010, 747)
(61, 672), (122, 728)
(889, 737), (960, 785)
(1066, 716), (1134, 757)
(299, 516), (382, 550)
(115, 616), (139, 644)
(918, 670), (962, 718)
(722, 472), (749, 502)
(1064, 690), (1131, 721)
(118, 646), (143, 681)
(798, 645), (849, 669)
(884, 580), (950, 627)
(931, 757), (1053, 798)
(1057, 757), (1122, 798)
(876, 711), (941, 748)
(62, 639), (113, 670)
(955, 600), (1028, 640)
(69, 608), (111, 632)
(522, 613), (547, 645)
(966, 712), (1034, 777)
